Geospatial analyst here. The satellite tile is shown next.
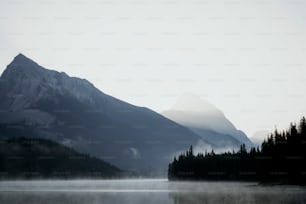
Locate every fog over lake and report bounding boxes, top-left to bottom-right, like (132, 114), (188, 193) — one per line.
(0, 179), (305, 204)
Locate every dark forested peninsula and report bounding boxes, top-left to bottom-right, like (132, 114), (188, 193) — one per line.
(168, 117), (306, 184)
(0, 137), (123, 179)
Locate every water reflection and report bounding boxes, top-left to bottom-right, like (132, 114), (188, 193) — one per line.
(0, 180), (305, 204)
(170, 191), (306, 204)
(168, 181), (306, 204)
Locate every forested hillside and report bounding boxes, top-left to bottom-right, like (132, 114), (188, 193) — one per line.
(168, 117), (306, 184)
(0, 137), (123, 179)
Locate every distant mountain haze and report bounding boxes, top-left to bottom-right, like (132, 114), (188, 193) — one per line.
(162, 93), (253, 148)
(251, 130), (270, 145)
(0, 54), (205, 175)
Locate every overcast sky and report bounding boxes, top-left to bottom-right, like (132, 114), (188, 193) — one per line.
(1, 0), (306, 137)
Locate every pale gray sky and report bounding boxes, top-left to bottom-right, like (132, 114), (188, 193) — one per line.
(1, 0), (306, 137)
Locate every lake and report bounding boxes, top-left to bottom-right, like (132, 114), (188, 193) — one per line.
(0, 179), (305, 204)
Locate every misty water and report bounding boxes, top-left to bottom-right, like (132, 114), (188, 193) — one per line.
(0, 179), (305, 204)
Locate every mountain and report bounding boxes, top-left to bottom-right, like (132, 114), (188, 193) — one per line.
(162, 93), (253, 148)
(0, 137), (122, 179)
(0, 54), (203, 175)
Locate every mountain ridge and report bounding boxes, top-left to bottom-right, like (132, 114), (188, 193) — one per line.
(0, 54), (203, 175)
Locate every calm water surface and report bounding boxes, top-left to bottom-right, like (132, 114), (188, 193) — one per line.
(0, 179), (305, 204)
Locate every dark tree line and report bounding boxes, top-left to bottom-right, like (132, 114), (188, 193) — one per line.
(168, 117), (306, 184)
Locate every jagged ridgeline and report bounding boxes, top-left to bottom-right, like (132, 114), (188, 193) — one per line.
(168, 117), (306, 184)
(0, 137), (123, 179)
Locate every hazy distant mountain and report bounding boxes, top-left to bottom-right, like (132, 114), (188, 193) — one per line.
(0, 54), (203, 175)
(162, 93), (253, 148)
(251, 130), (269, 145)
